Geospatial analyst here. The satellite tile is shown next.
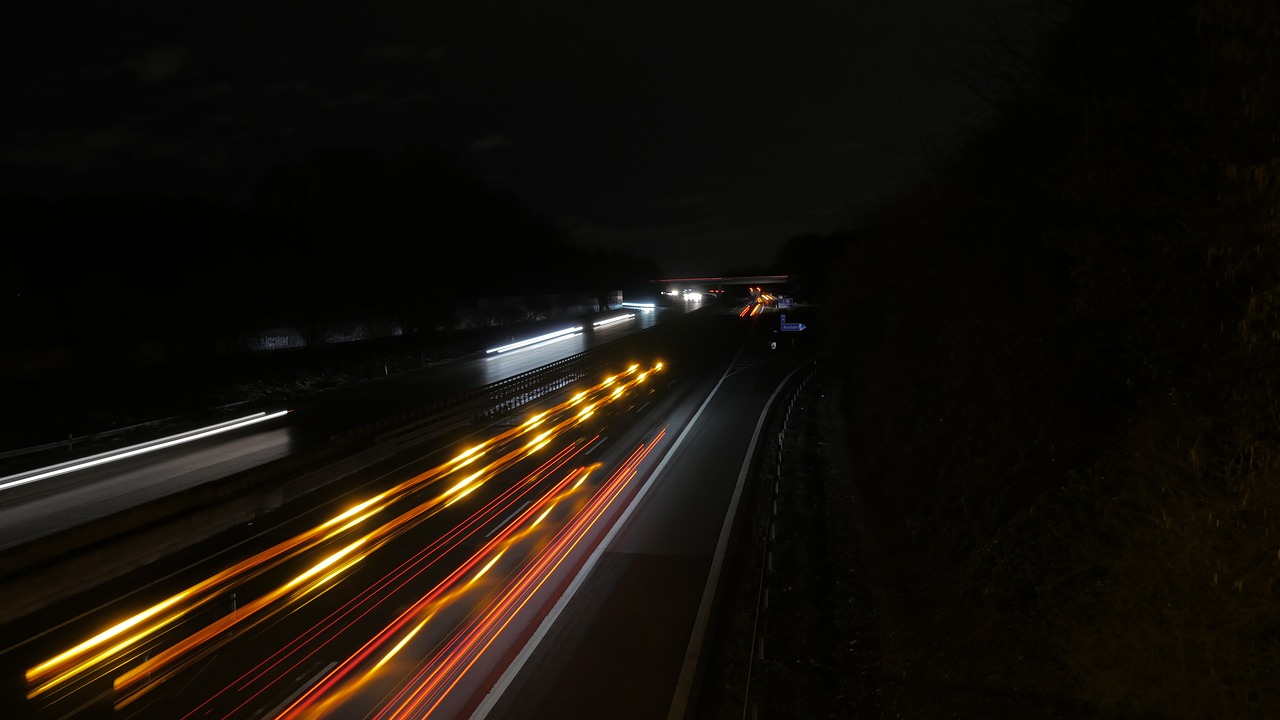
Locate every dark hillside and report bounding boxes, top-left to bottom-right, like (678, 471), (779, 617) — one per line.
(820, 0), (1280, 716)
(0, 146), (661, 451)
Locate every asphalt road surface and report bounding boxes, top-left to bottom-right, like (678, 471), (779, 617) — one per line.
(0, 295), (816, 719)
(0, 306), (671, 551)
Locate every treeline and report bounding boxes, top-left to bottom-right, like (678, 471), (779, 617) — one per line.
(823, 0), (1280, 716)
(1, 145), (660, 367)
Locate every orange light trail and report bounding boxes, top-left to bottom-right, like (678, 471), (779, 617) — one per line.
(115, 367), (655, 706)
(276, 431), (666, 719)
(269, 460), (602, 720)
(376, 432), (665, 719)
(178, 442), (594, 720)
(28, 360), (666, 715)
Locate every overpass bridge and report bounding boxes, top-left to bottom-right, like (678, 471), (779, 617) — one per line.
(650, 274), (791, 298)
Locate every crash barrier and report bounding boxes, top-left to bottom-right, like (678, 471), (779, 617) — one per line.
(0, 335), (667, 625)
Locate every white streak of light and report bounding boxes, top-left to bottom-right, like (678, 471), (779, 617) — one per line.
(0, 410), (291, 492)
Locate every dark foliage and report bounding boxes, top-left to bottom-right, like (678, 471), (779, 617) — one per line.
(771, 231), (853, 302)
(804, 0), (1280, 716)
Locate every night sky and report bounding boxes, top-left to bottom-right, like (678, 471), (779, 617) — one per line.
(3, 1), (1043, 277)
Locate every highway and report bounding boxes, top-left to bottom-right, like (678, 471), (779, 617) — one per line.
(0, 293), (816, 719)
(0, 308), (666, 552)
(476, 321), (810, 720)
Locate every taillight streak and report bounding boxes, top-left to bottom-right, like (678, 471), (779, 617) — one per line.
(375, 431), (665, 719)
(27, 362), (665, 712)
(271, 459), (603, 720)
(176, 441), (594, 720)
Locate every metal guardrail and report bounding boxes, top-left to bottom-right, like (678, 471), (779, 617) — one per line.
(335, 338), (654, 448)
(0, 311), (686, 623)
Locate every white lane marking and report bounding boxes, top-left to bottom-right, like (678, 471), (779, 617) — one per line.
(470, 349), (751, 720)
(486, 501), (533, 538)
(665, 359), (813, 720)
(265, 661), (338, 718)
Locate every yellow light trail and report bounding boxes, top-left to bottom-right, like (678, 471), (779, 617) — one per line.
(273, 458), (612, 720)
(29, 361), (667, 709)
(179, 442), (596, 720)
(295, 450), (638, 718)
(376, 432), (666, 719)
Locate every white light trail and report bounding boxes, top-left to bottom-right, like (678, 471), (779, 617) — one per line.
(591, 314), (634, 328)
(484, 327), (582, 355)
(0, 410), (291, 492)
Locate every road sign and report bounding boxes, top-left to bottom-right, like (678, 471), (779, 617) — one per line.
(779, 313), (806, 332)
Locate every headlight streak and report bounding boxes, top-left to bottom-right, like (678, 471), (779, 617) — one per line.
(371, 432), (666, 720)
(117, 428), (598, 708)
(28, 362), (665, 715)
(25, 591), (194, 696)
(469, 551), (504, 585)
(28, 467), (474, 698)
(32, 381), (596, 688)
(590, 314), (634, 328)
(28, 484), (411, 700)
(524, 429), (553, 450)
(275, 427), (665, 712)
(441, 470), (485, 505)
(484, 327), (582, 354)
(179, 442), (594, 720)
(532, 504), (555, 526)
(112, 533), (385, 709)
(372, 614), (433, 674)
(271, 461), (600, 720)
(0, 410), (291, 493)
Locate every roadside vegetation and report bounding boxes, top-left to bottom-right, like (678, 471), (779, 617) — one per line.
(787, 0), (1280, 716)
(9, 1), (1280, 717)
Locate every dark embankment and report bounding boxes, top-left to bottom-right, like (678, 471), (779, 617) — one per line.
(821, 1), (1280, 716)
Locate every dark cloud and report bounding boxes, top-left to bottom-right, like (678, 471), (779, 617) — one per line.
(125, 44), (191, 84)
(2, 0), (1048, 276)
(471, 134), (510, 151)
(367, 45), (422, 61)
